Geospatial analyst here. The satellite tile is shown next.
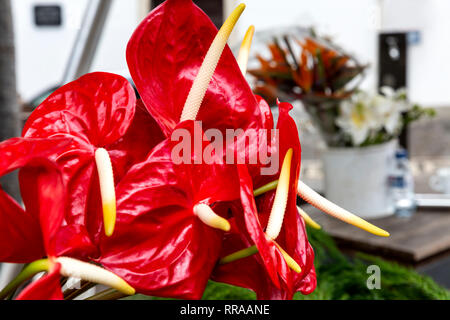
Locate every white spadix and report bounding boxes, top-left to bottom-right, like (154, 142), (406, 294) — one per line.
(180, 4), (246, 122)
(297, 206), (321, 230)
(95, 148), (116, 237)
(273, 242), (301, 274)
(264, 149), (301, 274)
(194, 203), (231, 232)
(297, 180), (390, 237)
(237, 25), (255, 74)
(265, 149), (293, 240)
(56, 257), (135, 296)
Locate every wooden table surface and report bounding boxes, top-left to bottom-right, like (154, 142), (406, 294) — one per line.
(305, 205), (450, 264)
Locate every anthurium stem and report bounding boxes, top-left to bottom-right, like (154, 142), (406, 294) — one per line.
(219, 245), (258, 265)
(253, 180), (279, 197)
(86, 288), (127, 301)
(64, 281), (96, 300)
(0, 259), (50, 300)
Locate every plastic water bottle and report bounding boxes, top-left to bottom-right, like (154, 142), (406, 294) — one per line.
(388, 149), (416, 217)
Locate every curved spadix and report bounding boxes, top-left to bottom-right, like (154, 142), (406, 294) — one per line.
(194, 203), (231, 232)
(95, 148), (116, 237)
(180, 4), (246, 122)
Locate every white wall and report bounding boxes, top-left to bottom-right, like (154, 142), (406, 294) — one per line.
(380, 0), (450, 107)
(227, 0), (380, 91)
(13, 0), (450, 107)
(12, 0), (146, 102)
(226, 0), (450, 107)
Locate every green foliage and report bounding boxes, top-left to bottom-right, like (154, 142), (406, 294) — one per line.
(403, 104), (436, 126)
(202, 282), (256, 300)
(293, 227), (450, 300)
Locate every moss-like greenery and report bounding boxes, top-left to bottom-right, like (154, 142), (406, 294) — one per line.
(124, 227), (450, 300)
(292, 227), (450, 300)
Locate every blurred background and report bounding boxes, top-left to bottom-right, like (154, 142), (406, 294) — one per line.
(0, 0), (449, 299)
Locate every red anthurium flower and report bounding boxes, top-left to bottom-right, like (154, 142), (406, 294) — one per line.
(212, 102), (316, 299)
(0, 138), (135, 300)
(84, 100), (166, 245)
(128, 0), (314, 299)
(97, 121), (241, 299)
(22, 72), (164, 251)
(127, 0), (262, 138)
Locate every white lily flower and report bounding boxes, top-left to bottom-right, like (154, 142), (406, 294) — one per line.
(380, 86), (396, 98)
(380, 86), (411, 112)
(336, 92), (378, 146)
(374, 87), (412, 134)
(371, 94), (401, 135)
(336, 87), (416, 147)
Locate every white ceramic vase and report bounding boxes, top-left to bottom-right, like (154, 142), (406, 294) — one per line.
(322, 139), (398, 219)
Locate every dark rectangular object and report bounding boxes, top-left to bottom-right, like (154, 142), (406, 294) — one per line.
(378, 32), (407, 89)
(151, 0), (223, 28)
(34, 5), (62, 27)
(378, 32), (408, 148)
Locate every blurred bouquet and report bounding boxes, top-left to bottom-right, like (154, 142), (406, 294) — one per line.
(249, 32), (434, 147)
(249, 35), (366, 105)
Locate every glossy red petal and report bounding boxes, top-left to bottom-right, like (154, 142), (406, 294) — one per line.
(108, 100), (165, 181)
(256, 95), (274, 131)
(245, 95), (278, 188)
(19, 160), (66, 257)
(171, 121), (240, 204)
(16, 263), (63, 300)
(127, 0), (261, 136)
(0, 138), (71, 262)
(0, 137), (71, 177)
(52, 224), (99, 260)
(0, 186), (44, 263)
(23, 72), (136, 147)
(21, 73), (145, 248)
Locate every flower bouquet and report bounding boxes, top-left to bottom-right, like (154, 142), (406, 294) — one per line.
(0, 0), (389, 300)
(248, 31), (368, 146)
